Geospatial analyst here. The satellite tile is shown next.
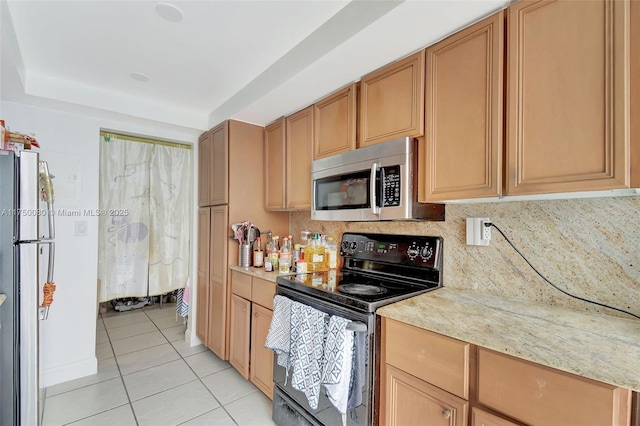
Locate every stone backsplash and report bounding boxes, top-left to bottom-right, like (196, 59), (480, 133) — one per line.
(290, 196), (640, 319)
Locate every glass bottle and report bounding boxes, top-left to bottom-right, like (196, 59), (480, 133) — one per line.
(264, 231), (274, 272)
(279, 237), (291, 274)
(253, 236), (264, 268)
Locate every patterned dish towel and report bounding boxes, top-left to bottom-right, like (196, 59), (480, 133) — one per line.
(265, 295), (294, 373)
(322, 315), (354, 414)
(290, 302), (328, 410)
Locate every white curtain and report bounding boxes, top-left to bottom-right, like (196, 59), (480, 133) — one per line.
(97, 135), (192, 303)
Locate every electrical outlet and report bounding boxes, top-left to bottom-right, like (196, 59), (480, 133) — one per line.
(466, 217), (491, 246)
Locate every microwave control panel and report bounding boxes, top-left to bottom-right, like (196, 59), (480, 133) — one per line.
(381, 166), (401, 207)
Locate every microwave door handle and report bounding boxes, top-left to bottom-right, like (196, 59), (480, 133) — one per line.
(370, 162), (380, 215)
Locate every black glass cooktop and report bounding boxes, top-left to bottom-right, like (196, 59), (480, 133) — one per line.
(276, 269), (438, 313)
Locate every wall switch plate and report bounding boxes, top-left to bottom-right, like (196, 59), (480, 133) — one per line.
(75, 220), (87, 237)
(466, 217), (491, 246)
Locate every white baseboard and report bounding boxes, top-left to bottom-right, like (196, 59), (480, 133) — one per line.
(184, 327), (202, 347)
(41, 357), (97, 388)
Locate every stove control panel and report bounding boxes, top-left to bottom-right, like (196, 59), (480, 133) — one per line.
(340, 232), (442, 269)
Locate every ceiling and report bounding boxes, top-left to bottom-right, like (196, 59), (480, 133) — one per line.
(1, 0), (511, 132)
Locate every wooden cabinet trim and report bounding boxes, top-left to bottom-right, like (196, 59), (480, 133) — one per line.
(359, 50), (425, 146)
(421, 11), (504, 201)
(506, 0), (631, 195)
(313, 83), (357, 159)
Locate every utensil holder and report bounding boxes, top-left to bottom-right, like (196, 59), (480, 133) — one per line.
(239, 244), (251, 267)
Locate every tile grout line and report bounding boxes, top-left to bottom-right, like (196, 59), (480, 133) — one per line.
(102, 313), (141, 426)
(142, 308), (241, 426)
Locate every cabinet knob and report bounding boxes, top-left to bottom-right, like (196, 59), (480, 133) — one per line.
(442, 409), (451, 420)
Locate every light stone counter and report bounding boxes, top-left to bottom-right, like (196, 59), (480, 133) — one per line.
(229, 265), (294, 283)
(377, 287), (640, 392)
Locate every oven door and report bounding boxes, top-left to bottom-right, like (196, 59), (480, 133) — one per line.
(272, 286), (376, 426)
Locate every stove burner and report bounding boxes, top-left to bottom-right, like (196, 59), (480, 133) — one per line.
(338, 284), (388, 296)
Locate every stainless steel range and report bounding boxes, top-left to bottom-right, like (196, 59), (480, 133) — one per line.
(272, 232), (443, 426)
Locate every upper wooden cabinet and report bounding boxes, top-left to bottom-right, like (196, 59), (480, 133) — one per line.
(198, 131), (211, 207)
(286, 106), (313, 210)
(209, 121), (229, 205)
(265, 106), (313, 211)
(506, 0), (632, 195)
(264, 118), (286, 210)
(419, 11), (504, 202)
(313, 83), (357, 159)
(359, 50), (425, 147)
(198, 122), (229, 206)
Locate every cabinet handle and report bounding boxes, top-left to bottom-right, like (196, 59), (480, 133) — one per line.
(442, 409), (451, 420)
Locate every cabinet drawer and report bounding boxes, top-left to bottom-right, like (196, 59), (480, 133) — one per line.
(252, 278), (275, 310)
(384, 318), (469, 399)
(230, 270), (251, 299)
(477, 348), (631, 426)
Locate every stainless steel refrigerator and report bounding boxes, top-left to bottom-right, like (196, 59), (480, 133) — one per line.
(0, 150), (55, 426)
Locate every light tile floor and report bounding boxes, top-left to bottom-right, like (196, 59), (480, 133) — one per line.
(42, 303), (276, 426)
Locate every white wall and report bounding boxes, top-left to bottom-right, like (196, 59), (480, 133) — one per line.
(1, 101), (201, 387)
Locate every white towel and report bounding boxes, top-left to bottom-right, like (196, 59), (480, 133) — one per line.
(265, 295), (293, 372)
(290, 302), (327, 410)
(322, 316), (354, 414)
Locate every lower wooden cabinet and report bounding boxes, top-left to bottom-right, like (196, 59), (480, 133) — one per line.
(229, 294), (251, 379)
(384, 364), (468, 426)
(229, 270), (275, 400)
(381, 317), (633, 426)
(250, 303), (274, 399)
(471, 408), (521, 426)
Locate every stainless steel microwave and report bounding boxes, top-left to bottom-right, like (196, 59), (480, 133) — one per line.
(311, 137), (445, 221)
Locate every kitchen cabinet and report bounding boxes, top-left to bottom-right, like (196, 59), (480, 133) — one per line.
(207, 204), (228, 359)
(359, 50), (424, 147)
(471, 408), (521, 426)
(196, 120), (288, 361)
(419, 11), (504, 202)
(477, 348), (632, 426)
(313, 83), (357, 159)
(197, 131), (211, 207)
(286, 106), (313, 210)
(264, 106), (313, 211)
(250, 303), (274, 399)
(228, 270), (276, 399)
(381, 317), (633, 426)
(229, 294), (251, 379)
(264, 118), (286, 210)
(195, 207), (210, 344)
(381, 317), (470, 426)
(506, 0), (633, 195)
(198, 122), (228, 206)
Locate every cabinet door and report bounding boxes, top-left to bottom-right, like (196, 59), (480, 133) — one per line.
(264, 119), (286, 210)
(209, 121), (229, 205)
(506, 0), (630, 195)
(195, 207), (210, 344)
(313, 83), (357, 159)
(359, 50), (425, 147)
(207, 205), (228, 359)
(384, 364), (468, 426)
(477, 348), (632, 426)
(250, 303), (274, 399)
(420, 12), (503, 202)
(229, 294), (251, 379)
(286, 106), (313, 210)
(198, 132), (211, 207)
(472, 408), (522, 426)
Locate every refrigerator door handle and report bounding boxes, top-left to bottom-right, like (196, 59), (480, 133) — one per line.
(39, 161), (55, 240)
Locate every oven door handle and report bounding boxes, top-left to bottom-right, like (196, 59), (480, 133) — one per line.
(346, 321), (367, 332)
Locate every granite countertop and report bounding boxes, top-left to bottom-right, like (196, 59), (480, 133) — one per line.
(377, 287), (640, 392)
(229, 265), (291, 283)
